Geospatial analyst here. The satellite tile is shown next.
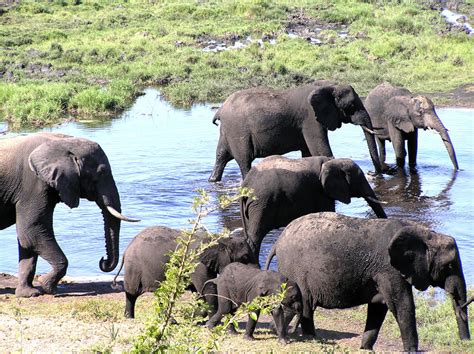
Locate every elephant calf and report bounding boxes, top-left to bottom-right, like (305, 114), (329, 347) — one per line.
(113, 225), (256, 318)
(206, 262), (302, 344)
(241, 155), (386, 257)
(265, 212), (470, 351)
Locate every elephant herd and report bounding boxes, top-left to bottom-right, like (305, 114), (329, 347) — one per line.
(0, 81), (468, 351)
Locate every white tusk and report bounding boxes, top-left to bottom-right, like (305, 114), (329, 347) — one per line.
(366, 196), (388, 205)
(362, 126), (376, 135)
(106, 206), (140, 222)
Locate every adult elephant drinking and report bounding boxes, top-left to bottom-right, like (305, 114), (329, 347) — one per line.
(208, 82), (383, 182)
(0, 132), (139, 297)
(364, 82), (459, 173)
(241, 155), (386, 258)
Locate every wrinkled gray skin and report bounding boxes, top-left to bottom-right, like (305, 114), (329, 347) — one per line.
(0, 133), (135, 297)
(241, 155), (387, 257)
(265, 212), (470, 351)
(113, 226), (257, 318)
(206, 262), (303, 344)
(365, 82), (459, 173)
(209, 81), (382, 182)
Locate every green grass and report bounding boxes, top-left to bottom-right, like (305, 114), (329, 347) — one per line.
(0, 0), (473, 128)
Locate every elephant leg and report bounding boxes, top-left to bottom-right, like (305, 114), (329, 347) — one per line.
(407, 130), (418, 172)
(207, 296), (233, 329)
(236, 156), (252, 181)
(245, 201), (274, 263)
(125, 292), (137, 318)
(302, 118), (333, 157)
(300, 304), (316, 336)
(244, 309), (260, 340)
(388, 124), (406, 169)
(15, 244), (41, 298)
(376, 137), (388, 171)
(272, 306), (289, 344)
(393, 297), (418, 351)
(36, 236), (68, 294)
(360, 302), (388, 350)
(209, 137), (233, 182)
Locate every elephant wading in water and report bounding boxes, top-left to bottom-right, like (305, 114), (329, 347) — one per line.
(209, 82), (382, 182)
(265, 212), (470, 351)
(241, 155), (387, 257)
(364, 82), (459, 173)
(0, 133), (138, 297)
(112, 226), (257, 318)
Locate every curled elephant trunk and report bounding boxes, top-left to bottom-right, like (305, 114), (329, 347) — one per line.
(444, 273), (470, 340)
(424, 113), (459, 170)
(99, 206), (121, 272)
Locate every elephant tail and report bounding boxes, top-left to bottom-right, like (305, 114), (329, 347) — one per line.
(212, 109), (221, 126)
(111, 254), (125, 290)
(264, 242), (277, 270)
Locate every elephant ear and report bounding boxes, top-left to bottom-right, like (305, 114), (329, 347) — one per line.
(320, 159), (351, 204)
(385, 96), (415, 133)
(308, 86), (344, 131)
(388, 226), (431, 291)
(29, 140), (81, 208)
(199, 244), (220, 274)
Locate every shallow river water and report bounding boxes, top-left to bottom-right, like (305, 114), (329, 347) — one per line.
(0, 88), (473, 283)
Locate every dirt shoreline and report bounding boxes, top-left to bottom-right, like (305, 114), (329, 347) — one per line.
(0, 273), (413, 352)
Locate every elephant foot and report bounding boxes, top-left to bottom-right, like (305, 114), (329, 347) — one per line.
(15, 285), (42, 298)
(38, 275), (58, 295)
(409, 165), (418, 175)
(278, 337), (290, 345)
(208, 176), (219, 183)
(227, 324), (239, 334)
(382, 165), (399, 176)
(244, 334), (255, 341)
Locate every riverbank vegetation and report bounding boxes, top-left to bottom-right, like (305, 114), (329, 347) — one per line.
(1, 0), (473, 129)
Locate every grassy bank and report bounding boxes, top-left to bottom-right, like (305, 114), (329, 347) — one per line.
(0, 288), (472, 352)
(0, 0), (473, 129)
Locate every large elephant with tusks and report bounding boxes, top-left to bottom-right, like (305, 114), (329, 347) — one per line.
(364, 82), (459, 173)
(0, 133), (138, 297)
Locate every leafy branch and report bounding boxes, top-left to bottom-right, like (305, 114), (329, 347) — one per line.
(132, 187), (253, 352)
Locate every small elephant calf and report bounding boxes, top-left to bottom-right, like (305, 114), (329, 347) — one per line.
(206, 262), (302, 344)
(113, 226), (256, 318)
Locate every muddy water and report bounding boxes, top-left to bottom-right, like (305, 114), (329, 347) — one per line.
(0, 88), (473, 283)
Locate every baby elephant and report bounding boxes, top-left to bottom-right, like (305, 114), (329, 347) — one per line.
(206, 262), (303, 344)
(113, 226), (256, 318)
(241, 155), (386, 257)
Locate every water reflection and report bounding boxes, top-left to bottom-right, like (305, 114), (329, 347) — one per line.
(0, 90), (473, 285)
(371, 170), (457, 228)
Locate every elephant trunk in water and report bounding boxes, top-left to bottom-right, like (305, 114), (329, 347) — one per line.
(362, 128), (383, 174)
(444, 272), (470, 340)
(423, 113), (459, 170)
(351, 109), (382, 174)
(364, 195), (387, 218)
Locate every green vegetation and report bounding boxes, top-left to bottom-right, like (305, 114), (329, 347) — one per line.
(0, 0), (472, 129)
